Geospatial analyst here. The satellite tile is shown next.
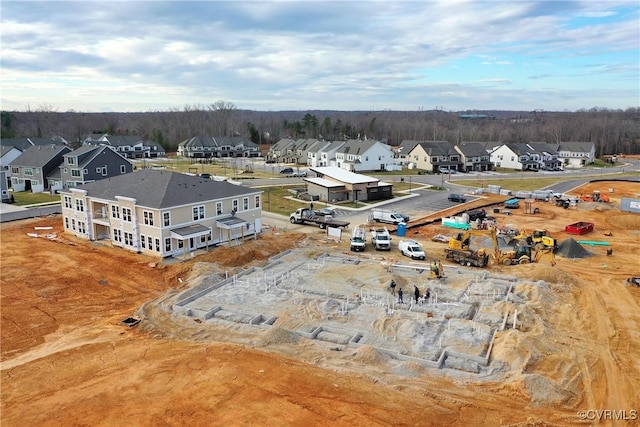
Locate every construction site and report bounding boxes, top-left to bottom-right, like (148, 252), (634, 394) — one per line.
(1, 179), (639, 426)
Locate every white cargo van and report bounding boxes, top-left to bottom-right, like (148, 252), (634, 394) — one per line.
(371, 209), (409, 225)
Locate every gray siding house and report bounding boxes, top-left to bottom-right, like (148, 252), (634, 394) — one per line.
(10, 144), (72, 193)
(49, 145), (133, 191)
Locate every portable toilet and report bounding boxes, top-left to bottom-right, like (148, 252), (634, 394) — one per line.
(397, 222), (406, 237)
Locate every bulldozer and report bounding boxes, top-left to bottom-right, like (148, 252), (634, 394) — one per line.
(514, 229), (558, 252)
(580, 190), (610, 203)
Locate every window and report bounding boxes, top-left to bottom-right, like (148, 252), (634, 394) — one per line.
(254, 195), (260, 209)
(111, 205), (120, 219)
(102, 166), (107, 176)
(71, 169), (81, 178)
(78, 221), (86, 234)
(31, 180), (39, 186)
(83, 169), (88, 174)
(178, 240), (184, 249)
(193, 205), (205, 220)
(120, 165), (126, 174)
(143, 211), (154, 226)
(64, 196), (72, 208)
(67, 157), (75, 165)
(71, 219), (76, 231)
(232, 199), (238, 213)
(122, 207), (132, 222)
(148, 236), (153, 250)
(65, 217), (69, 229)
(141, 234), (146, 249)
(216, 202), (223, 215)
(165, 238), (171, 252)
(243, 197), (249, 211)
(76, 199), (84, 212)
(24, 168), (33, 176)
(124, 232), (133, 246)
(163, 212), (170, 227)
(113, 229), (122, 242)
(155, 238), (160, 252)
(11, 167), (19, 174)
(63, 168), (68, 173)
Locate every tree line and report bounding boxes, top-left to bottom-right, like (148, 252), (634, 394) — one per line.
(1, 103), (638, 157)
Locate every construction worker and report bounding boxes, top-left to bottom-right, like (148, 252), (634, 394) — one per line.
(414, 285), (420, 303)
(398, 288), (404, 304)
(390, 280), (396, 295)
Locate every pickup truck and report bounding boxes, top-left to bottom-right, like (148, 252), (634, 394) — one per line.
(398, 240), (426, 260)
(371, 227), (391, 251)
(350, 226), (366, 252)
(289, 208), (350, 229)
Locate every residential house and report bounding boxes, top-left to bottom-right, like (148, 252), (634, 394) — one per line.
(527, 142), (562, 170)
(553, 142), (596, 168)
(0, 170), (10, 203)
(306, 166), (391, 202)
(395, 140), (422, 167)
(178, 136), (259, 158)
(306, 140), (331, 167)
(60, 169), (263, 258)
(455, 142), (494, 172)
(315, 140), (346, 167)
(290, 138), (321, 165)
(48, 145), (133, 192)
(1, 137), (64, 151)
(490, 143), (541, 171)
(406, 141), (461, 173)
(10, 144), (72, 192)
(334, 139), (394, 172)
(267, 138), (296, 162)
(1, 145), (23, 190)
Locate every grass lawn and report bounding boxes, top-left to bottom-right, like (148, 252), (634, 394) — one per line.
(11, 191), (60, 206)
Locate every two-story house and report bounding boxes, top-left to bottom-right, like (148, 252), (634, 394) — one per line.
(315, 140), (346, 168)
(455, 142), (494, 172)
(290, 138), (320, 165)
(334, 140), (394, 172)
(48, 145), (133, 192)
(490, 143), (540, 171)
(178, 136), (260, 158)
(306, 140), (331, 167)
(527, 142), (562, 170)
(60, 169), (263, 258)
(10, 144), (72, 192)
(406, 141), (460, 173)
(267, 138), (297, 163)
(553, 142), (596, 168)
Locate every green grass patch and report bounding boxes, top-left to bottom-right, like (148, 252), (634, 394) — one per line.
(11, 191), (61, 206)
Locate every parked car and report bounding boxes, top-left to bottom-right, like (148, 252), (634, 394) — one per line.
(265, 159), (276, 164)
(199, 173), (212, 180)
(448, 194), (467, 203)
(291, 171), (307, 177)
(279, 167), (294, 174)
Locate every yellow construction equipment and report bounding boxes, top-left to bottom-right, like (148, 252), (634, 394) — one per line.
(514, 229), (558, 252)
(429, 260), (445, 278)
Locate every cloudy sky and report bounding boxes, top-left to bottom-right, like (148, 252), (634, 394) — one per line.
(1, 1), (638, 112)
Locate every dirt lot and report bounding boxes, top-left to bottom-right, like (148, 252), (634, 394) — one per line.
(2, 180), (639, 426)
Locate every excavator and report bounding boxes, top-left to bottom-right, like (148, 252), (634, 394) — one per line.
(514, 229), (558, 252)
(447, 228), (556, 267)
(580, 190), (610, 203)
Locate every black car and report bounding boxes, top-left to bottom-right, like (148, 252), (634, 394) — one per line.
(265, 159), (276, 164)
(279, 167), (293, 174)
(448, 194), (467, 203)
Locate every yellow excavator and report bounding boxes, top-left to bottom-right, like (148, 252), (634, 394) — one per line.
(514, 229), (558, 252)
(446, 228), (500, 267)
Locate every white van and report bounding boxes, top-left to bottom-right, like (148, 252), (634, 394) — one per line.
(371, 209), (409, 225)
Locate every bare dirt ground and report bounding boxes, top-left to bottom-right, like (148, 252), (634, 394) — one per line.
(2, 180), (639, 426)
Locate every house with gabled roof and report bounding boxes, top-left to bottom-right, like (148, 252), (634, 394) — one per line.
(406, 141), (461, 173)
(48, 145), (133, 192)
(395, 140), (422, 166)
(305, 166), (391, 202)
(527, 142), (562, 170)
(178, 136), (259, 158)
(1, 137), (63, 151)
(1, 145), (22, 193)
(552, 142), (596, 168)
(290, 138), (320, 165)
(10, 144), (72, 192)
(316, 140), (346, 167)
(455, 142), (494, 172)
(60, 169), (263, 258)
(304, 139), (330, 167)
(489, 143), (541, 171)
(335, 139), (394, 172)
(267, 138), (296, 162)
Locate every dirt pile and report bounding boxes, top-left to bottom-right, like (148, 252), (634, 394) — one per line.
(556, 238), (592, 259)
